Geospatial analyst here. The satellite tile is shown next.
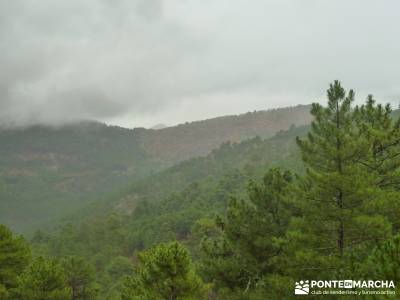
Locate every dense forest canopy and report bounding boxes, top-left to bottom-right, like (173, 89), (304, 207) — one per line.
(1, 82), (400, 299)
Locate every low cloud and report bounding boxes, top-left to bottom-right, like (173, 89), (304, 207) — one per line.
(1, 0), (399, 127)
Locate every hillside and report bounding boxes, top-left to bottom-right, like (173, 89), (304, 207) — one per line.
(14, 101), (400, 299)
(0, 121), (154, 232)
(136, 105), (312, 162)
(32, 124), (310, 298)
(0, 105), (312, 233)
(47, 105), (400, 252)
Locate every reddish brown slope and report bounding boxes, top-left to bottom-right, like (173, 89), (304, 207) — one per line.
(137, 105), (312, 163)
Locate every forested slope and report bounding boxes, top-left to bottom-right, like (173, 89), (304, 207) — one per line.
(0, 122), (152, 232)
(0, 106), (311, 233)
(26, 124), (308, 298)
(2, 84), (400, 299)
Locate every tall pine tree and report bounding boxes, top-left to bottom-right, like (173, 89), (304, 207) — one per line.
(292, 81), (392, 278)
(61, 256), (98, 300)
(354, 97), (400, 232)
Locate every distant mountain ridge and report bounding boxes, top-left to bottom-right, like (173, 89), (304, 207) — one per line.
(151, 124), (168, 130)
(136, 104), (312, 162)
(0, 104), (312, 232)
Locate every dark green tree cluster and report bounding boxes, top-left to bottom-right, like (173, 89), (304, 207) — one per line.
(291, 82), (400, 277)
(199, 81), (400, 298)
(0, 225), (98, 300)
(0, 225), (30, 299)
(199, 168), (294, 299)
(121, 241), (207, 300)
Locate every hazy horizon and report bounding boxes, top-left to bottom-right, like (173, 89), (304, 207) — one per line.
(1, 0), (400, 128)
(0, 102), (314, 130)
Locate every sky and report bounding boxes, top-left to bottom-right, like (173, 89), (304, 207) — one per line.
(0, 0), (399, 128)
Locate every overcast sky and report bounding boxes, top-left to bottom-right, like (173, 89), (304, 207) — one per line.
(1, 0), (399, 128)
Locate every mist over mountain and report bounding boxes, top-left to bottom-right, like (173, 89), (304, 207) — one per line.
(0, 105), (311, 233)
(2, 81), (400, 298)
(1, 1), (399, 128)
(2, 1), (400, 298)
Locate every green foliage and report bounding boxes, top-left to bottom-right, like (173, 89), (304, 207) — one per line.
(106, 256), (134, 282)
(12, 257), (71, 300)
(0, 106), (311, 234)
(2, 82), (400, 299)
(121, 241), (207, 300)
(0, 122), (152, 233)
(360, 235), (400, 282)
(200, 168), (293, 295)
(61, 256), (98, 300)
(196, 81), (400, 297)
(293, 81), (393, 278)
(0, 283), (8, 299)
(354, 96), (400, 231)
(352, 235), (400, 298)
(26, 125), (306, 296)
(0, 224), (31, 290)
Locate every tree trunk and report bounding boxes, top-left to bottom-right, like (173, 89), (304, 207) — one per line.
(336, 101), (344, 257)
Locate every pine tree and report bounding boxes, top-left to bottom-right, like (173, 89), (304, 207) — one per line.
(0, 224), (31, 291)
(354, 234), (400, 297)
(121, 241), (206, 300)
(354, 97), (400, 232)
(12, 257), (71, 300)
(293, 81), (392, 277)
(359, 234), (400, 295)
(105, 256), (134, 282)
(61, 256), (98, 300)
(200, 168), (293, 295)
